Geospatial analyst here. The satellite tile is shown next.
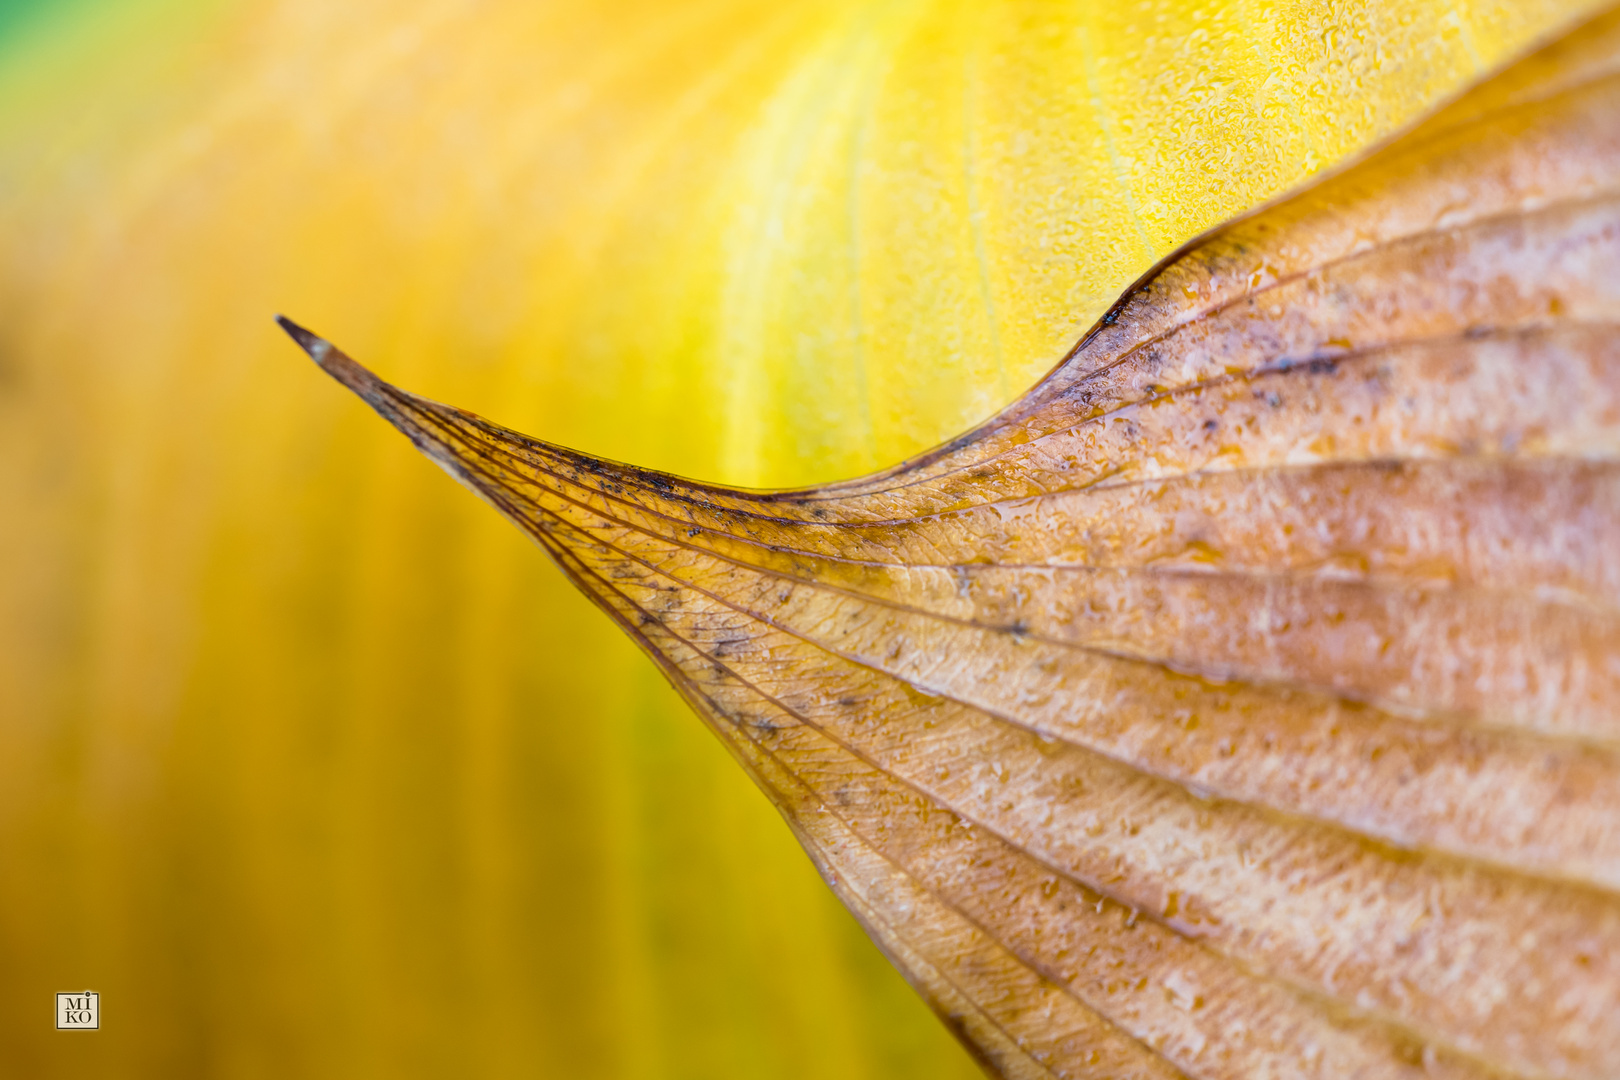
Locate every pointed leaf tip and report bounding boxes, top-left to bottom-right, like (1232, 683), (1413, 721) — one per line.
(274, 313), (329, 361)
(275, 317), (388, 405)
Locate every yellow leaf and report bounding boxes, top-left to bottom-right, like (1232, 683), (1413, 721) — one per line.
(0, 0), (1605, 1076)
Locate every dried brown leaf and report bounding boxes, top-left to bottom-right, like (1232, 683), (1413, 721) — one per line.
(280, 10), (1620, 1078)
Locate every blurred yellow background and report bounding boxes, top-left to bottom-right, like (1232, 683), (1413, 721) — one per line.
(0, 0), (1597, 1075)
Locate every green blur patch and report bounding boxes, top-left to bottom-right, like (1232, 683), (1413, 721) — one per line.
(0, 0), (93, 45)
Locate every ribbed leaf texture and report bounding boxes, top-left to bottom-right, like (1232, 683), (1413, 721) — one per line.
(282, 9), (1620, 1078)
